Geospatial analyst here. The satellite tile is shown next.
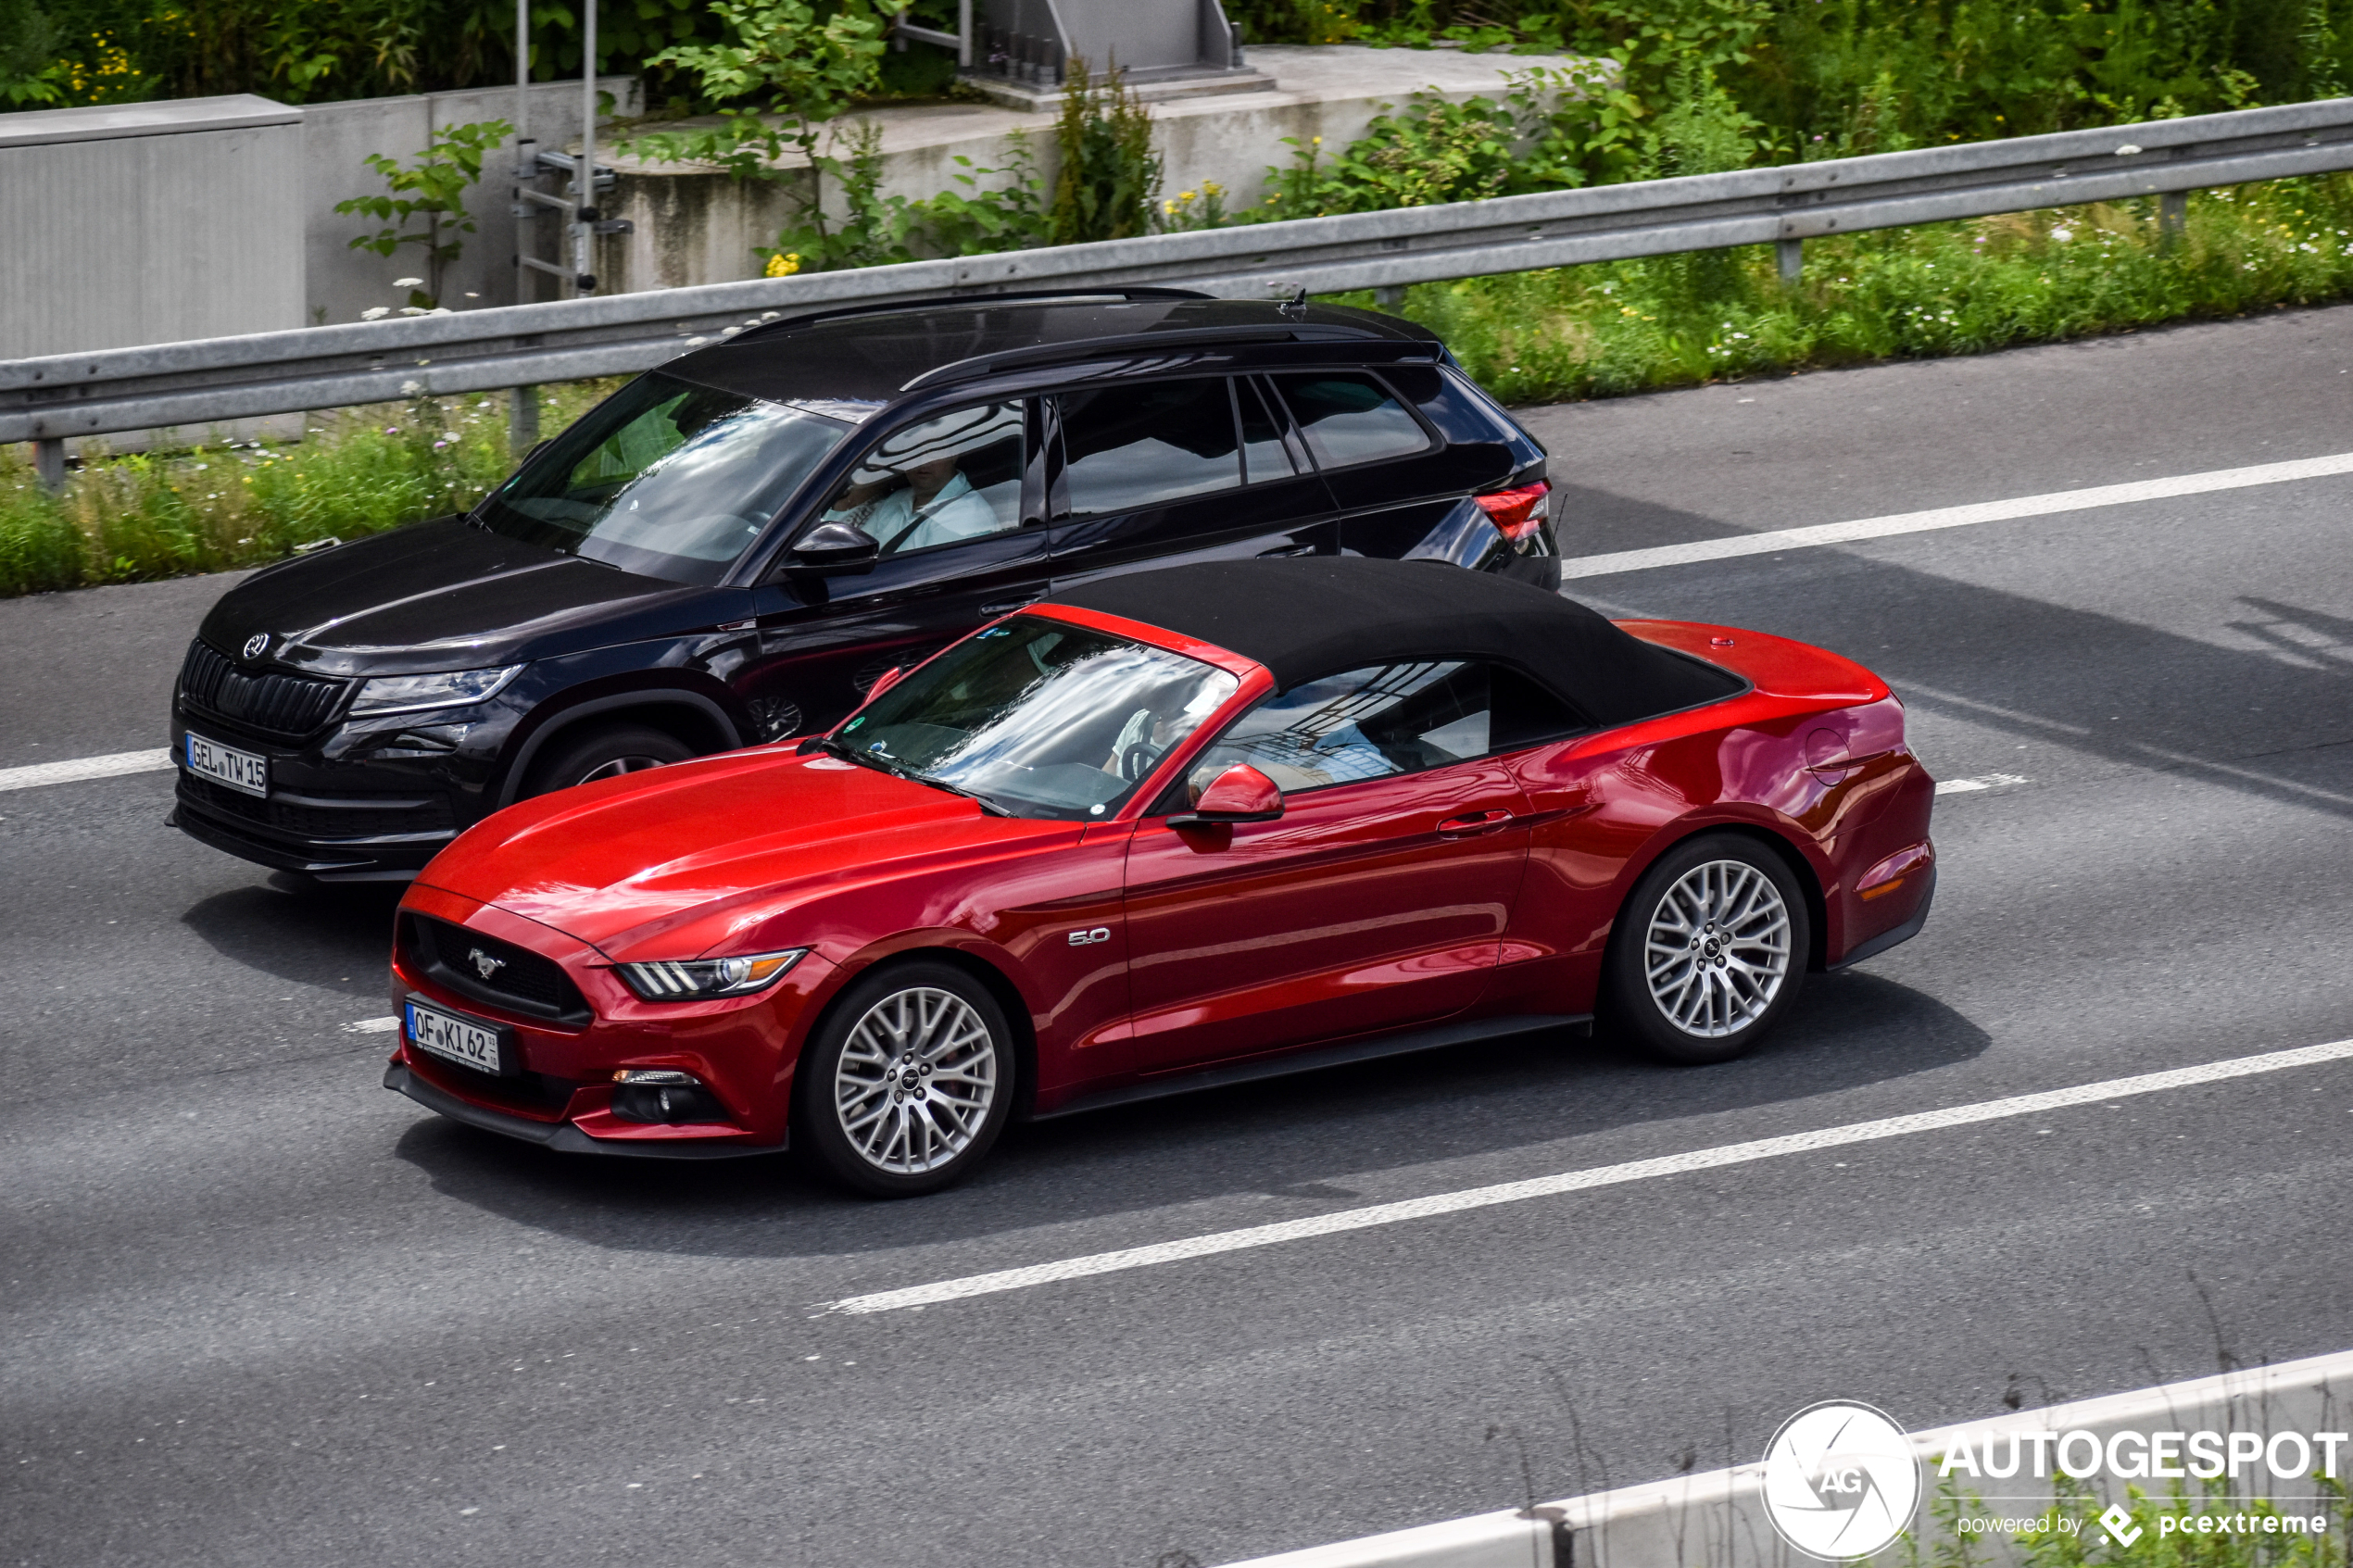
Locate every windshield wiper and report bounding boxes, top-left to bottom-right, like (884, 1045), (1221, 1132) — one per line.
(841, 744), (1013, 816)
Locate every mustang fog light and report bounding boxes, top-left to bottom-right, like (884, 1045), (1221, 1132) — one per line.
(614, 948), (807, 1001)
(610, 1069), (727, 1124)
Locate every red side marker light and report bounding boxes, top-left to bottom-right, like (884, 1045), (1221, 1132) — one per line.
(1473, 481), (1550, 540)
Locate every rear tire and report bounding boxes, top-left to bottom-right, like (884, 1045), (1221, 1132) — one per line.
(793, 960), (1015, 1198)
(520, 722), (696, 798)
(1604, 833), (1809, 1065)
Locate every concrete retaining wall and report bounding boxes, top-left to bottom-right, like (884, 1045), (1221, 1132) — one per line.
(0, 96), (305, 360)
(596, 45), (1589, 295)
(301, 76), (640, 326)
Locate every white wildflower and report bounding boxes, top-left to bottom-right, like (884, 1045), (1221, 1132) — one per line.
(2050, 227), (2073, 243)
(360, 307), (392, 320)
(393, 276), (424, 288)
(2115, 144), (2142, 157)
(400, 380), (424, 395)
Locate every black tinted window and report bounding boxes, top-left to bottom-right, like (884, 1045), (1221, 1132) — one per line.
(817, 401), (1026, 558)
(1270, 372), (1432, 470)
(1236, 378), (1296, 483)
(1055, 378), (1240, 517)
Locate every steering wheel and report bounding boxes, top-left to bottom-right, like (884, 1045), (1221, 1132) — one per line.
(1120, 744), (1158, 782)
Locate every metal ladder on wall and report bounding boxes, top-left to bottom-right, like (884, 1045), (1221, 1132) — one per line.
(505, 0), (632, 454)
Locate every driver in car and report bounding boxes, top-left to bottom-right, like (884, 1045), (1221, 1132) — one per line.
(824, 411), (1003, 555)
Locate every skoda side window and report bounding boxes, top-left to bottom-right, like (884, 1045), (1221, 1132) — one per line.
(1054, 378), (1243, 516)
(819, 402), (1026, 558)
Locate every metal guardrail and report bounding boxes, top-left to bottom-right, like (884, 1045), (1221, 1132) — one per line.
(7, 95), (2353, 461)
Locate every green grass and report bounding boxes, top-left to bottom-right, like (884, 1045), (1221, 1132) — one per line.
(0, 382), (616, 598)
(10, 172), (2353, 600)
(1347, 176), (2353, 408)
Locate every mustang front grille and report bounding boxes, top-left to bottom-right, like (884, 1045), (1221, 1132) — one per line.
(179, 639), (350, 740)
(401, 913), (591, 1026)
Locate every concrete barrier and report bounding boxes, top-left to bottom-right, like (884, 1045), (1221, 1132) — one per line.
(1216, 1349), (2353, 1568)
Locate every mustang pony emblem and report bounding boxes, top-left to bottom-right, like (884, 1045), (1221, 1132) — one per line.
(468, 948), (508, 981)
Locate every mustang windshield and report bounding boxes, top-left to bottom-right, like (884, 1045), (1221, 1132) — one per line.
(838, 617), (1238, 820)
(472, 371), (861, 584)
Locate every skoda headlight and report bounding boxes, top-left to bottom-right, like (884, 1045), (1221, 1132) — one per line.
(349, 665), (523, 718)
(616, 948), (807, 1001)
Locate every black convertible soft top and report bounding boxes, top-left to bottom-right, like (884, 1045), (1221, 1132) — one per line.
(1044, 557), (1741, 726)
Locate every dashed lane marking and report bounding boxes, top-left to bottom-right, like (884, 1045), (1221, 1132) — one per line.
(0, 748), (174, 793)
(818, 1035), (2353, 1315)
(1558, 450), (2353, 579)
(1934, 772), (2031, 796)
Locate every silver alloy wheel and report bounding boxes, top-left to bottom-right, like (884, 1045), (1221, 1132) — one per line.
(1642, 859), (1793, 1038)
(575, 755), (670, 784)
(833, 985), (999, 1175)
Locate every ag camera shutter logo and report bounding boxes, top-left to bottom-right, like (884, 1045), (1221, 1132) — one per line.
(1761, 1400), (1923, 1560)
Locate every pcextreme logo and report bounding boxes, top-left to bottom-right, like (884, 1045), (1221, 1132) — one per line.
(1760, 1400), (1924, 1561)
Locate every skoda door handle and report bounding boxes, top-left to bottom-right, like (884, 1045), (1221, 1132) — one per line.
(1256, 543), (1316, 558)
(1438, 809), (1516, 835)
(982, 594), (1042, 616)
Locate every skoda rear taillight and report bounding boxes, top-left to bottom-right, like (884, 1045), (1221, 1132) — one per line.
(1474, 481), (1550, 541)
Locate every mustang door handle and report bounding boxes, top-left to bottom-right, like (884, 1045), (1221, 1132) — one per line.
(1437, 809), (1516, 834)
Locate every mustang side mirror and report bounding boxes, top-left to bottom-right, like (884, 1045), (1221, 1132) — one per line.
(1171, 764), (1284, 828)
(786, 520), (881, 575)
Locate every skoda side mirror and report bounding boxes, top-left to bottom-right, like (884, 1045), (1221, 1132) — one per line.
(786, 520), (881, 574)
(1171, 764), (1285, 828)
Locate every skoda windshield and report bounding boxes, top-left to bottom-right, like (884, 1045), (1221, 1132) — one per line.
(830, 616), (1239, 820)
(472, 371), (866, 584)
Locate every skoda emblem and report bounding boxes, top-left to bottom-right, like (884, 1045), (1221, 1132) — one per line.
(241, 633), (271, 661)
(468, 947), (508, 981)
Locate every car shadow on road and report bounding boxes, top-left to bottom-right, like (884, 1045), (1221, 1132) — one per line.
(178, 873), (404, 1002)
(384, 966), (1988, 1261)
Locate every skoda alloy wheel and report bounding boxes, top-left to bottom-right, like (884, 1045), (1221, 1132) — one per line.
(1607, 834), (1810, 1064)
(797, 960), (1014, 1196)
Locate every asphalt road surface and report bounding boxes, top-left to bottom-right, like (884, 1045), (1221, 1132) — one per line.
(6, 307), (2353, 1567)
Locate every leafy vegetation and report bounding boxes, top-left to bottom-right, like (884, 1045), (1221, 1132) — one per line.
(335, 119), (513, 308)
(1366, 177), (2353, 406)
(0, 384), (613, 598)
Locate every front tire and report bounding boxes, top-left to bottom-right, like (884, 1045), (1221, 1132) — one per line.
(1605, 834), (1809, 1065)
(520, 721), (696, 798)
(794, 960), (1015, 1198)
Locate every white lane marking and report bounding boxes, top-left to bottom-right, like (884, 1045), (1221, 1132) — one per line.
(341, 1017), (400, 1035)
(821, 1035), (2353, 1315)
(0, 748), (174, 793)
(1934, 771), (2030, 796)
(1559, 450), (2353, 579)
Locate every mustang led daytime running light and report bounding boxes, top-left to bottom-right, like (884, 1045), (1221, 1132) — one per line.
(615, 948), (807, 1001)
(349, 665), (524, 718)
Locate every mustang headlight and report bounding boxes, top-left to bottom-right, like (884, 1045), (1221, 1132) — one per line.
(615, 948), (807, 1001)
(349, 665), (524, 718)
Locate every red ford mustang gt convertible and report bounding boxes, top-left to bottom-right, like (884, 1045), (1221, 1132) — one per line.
(385, 558), (1935, 1195)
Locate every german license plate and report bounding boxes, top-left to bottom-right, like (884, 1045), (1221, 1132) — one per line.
(185, 731), (268, 797)
(405, 998), (510, 1075)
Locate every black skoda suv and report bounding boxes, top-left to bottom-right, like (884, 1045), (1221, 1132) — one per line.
(170, 288), (1561, 881)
